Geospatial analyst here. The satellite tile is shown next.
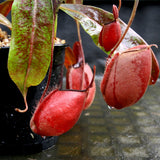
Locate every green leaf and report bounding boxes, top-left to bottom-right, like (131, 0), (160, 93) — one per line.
(8, 0), (53, 98)
(60, 4), (148, 54)
(0, 13), (12, 29)
(0, 0), (13, 17)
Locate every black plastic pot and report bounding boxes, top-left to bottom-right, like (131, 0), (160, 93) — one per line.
(0, 44), (66, 155)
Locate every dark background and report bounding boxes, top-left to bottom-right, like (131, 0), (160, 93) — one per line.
(1, 0), (160, 74)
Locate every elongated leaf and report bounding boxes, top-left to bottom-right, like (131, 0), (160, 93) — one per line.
(60, 4), (148, 54)
(0, 13), (12, 29)
(0, 0), (13, 16)
(8, 0), (53, 98)
(60, 4), (103, 44)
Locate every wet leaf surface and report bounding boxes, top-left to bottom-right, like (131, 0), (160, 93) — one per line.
(8, 0), (53, 97)
(60, 4), (151, 54)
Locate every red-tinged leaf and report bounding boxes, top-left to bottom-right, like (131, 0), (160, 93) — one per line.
(0, 0), (13, 16)
(64, 46), (77, 69)
(60, 4), (108, 45)
(60, 4), (114, 26)
(60, 4), (153, 55)
(8, 0), (53, 108)
(0, 13), (12, 29)
(64, 41), (83, 68)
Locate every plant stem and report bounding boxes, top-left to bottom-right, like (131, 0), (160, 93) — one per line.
(75, 20), (85, 90)
(15, 95), (28, 113)
(118, 0), (121, 11)
(39, 3), (57, 103)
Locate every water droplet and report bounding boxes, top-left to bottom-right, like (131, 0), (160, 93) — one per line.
(84, 112), (90, 116)
(73, 63), (80, 68)
(107, 105), (114, 110)
(41, 86), (44, 90)
(30, 133), (34, 139)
